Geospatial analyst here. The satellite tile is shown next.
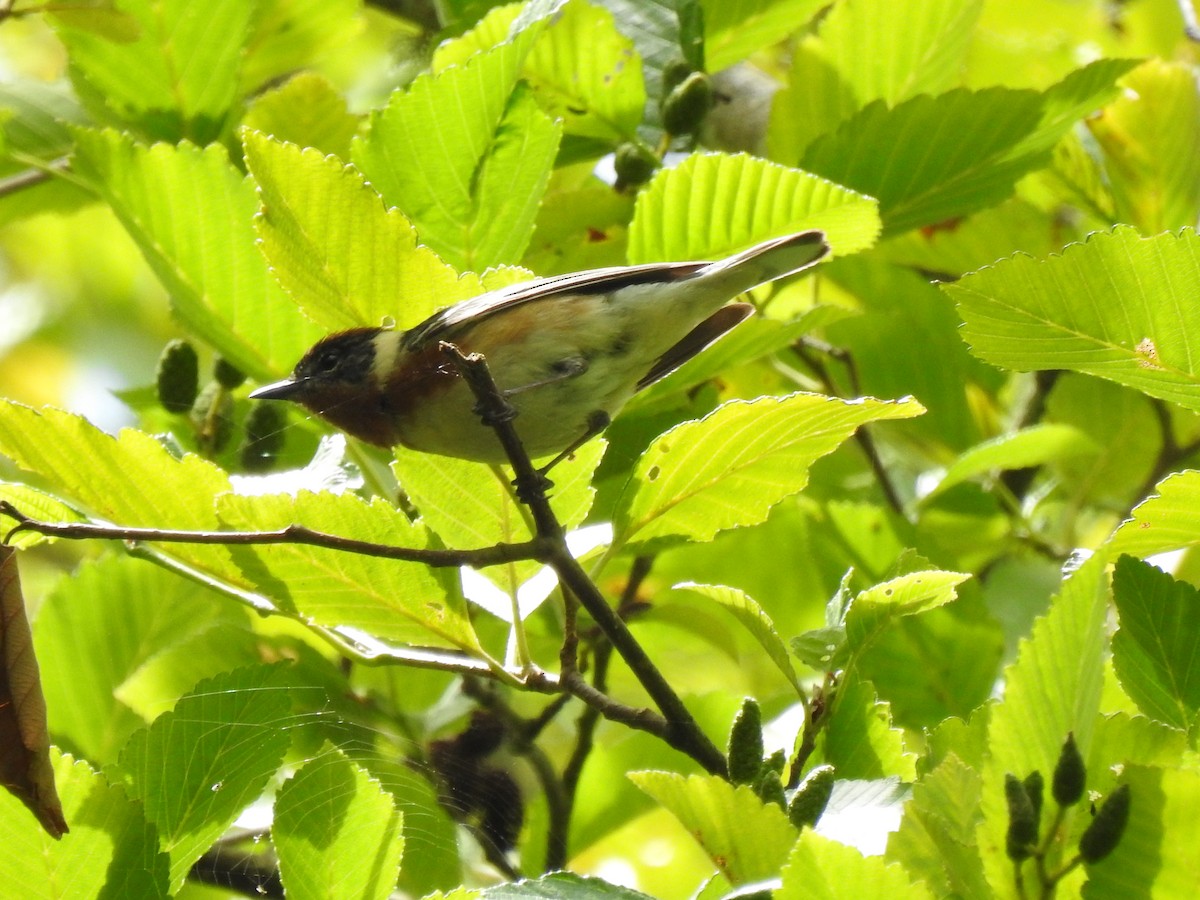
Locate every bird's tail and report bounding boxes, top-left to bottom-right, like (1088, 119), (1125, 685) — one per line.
(694, 230), (829, 295)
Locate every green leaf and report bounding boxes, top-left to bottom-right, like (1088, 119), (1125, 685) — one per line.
(391, 439), (603, 603)
(0, 403), (470, 649)
(71, 128), (323, 379)
(1107, 470), (1200, 560)
(628, 152), (881, 263)
(669, 583), (802, 694)
(700, 0), (826, 72)
(352, 33), (561, 271)
(613, 392), (924, 549)
(0, 400), (230, 534)
(819, 676), (917, 780)
(274, 750), (405, 900)
(242, 72), (360, 159)
(241, 0), (363, 92)
(826, 258), (996, 451)
(779, 828), (935, 900)
(520, 0), (646, 144)
(1087, 60), (1200, 233)
(0, 751), (169, 898)
(484, 872), (656, 899)
(1111, 556), (1200, 733)
(0, 79), (85, 164)
(977, 552), (1108, 888)
(802, 59), (1139, 234)
(812, 0), (982, 107)
(0, 483), (82, 550)
(34, 555), (247, 765)
(118, 665), (295, 892)
(216, 491), (479, 650)
(1043, 376), (1160, 509)
(243, 129), (493, 333)
(854, 602), (1002, 730)
(886, 754), (990, 900)
(631, 307), (851, 416)
(431, 4), (520, 69)
(52, 0), (254, 142)
(45, 0), (141, 41)
(628, 772), (797, 884)
(593, 0), (701, 133)
(949, 228), (1200, 411)
(926, 424), (1097, 499)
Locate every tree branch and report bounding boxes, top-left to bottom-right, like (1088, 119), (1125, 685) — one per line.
(440, 343), (728, 777)
(0, 501), (545, 568)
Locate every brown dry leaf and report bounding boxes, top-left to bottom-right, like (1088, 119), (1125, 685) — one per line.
(0, 544), (67, 838)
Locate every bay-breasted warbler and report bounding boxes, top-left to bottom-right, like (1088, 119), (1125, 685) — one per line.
(251, 230), (829, 462)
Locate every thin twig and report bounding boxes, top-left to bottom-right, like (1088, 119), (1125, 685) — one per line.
(0, 155), (74, 198)
(552, 555), (652, 869)
(0, 501), (545, 568)
(791, 339), (910, 521)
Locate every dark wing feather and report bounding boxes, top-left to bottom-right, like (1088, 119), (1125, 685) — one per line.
(402, 260), (709, 350)
(636, 302), (755, 390)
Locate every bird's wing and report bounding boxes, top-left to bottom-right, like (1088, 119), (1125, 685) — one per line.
(402, 260), (709, 350)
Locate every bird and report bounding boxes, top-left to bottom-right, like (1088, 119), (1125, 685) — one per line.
(250, 230), (829, 464)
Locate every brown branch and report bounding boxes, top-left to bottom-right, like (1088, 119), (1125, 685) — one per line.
(0, 501), (545, 568)
(440, 343), (727, 777)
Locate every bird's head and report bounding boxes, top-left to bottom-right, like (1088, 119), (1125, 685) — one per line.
(250, 327), (399, 446)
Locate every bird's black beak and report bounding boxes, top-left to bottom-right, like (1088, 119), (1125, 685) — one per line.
(249, 378), (304, 401)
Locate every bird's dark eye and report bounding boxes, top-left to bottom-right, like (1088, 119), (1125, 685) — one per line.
(316, 353), (339, 374)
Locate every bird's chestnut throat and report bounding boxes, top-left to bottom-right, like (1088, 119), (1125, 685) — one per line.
(309, 340), (460, 449)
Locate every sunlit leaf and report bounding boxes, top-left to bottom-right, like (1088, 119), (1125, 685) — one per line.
(521, 0), (645, 144)
(391, 439), (603, 600)
(0, 751), (167, 897)
(51, 0), (254, 142)
(701, 0), (825, 71)
(34, 555), (249, 764)
(216, 491), (478, 650)
(1082, 766), (1200, 897)
(274, 750), (404, 900)
(819, 676), (917, 780)
(779, 829), (935, 900)
(629, 772), (797, 884)
(950, 228), (1200, 410)
(926, 424), (1097, 499)
(812, 0), (982, 107)
(1107, 470), (1200, 560)
(1088, 60), (1200, 234)
(242, 72), (360, 159)
(485, 872), (655, 899)
(628, 152), (880, 263)
(352, 29), (560, 271)
(886, 754), (989, 899)
(243, 130), (490, 333)
(976, 553), (1108, 889)
(71, 128), (323, 379)
(0, 403), (469, 649)
(613, 393), (924, 548)
(670, 583), (802, 693)
(118, 665), (296, 891)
